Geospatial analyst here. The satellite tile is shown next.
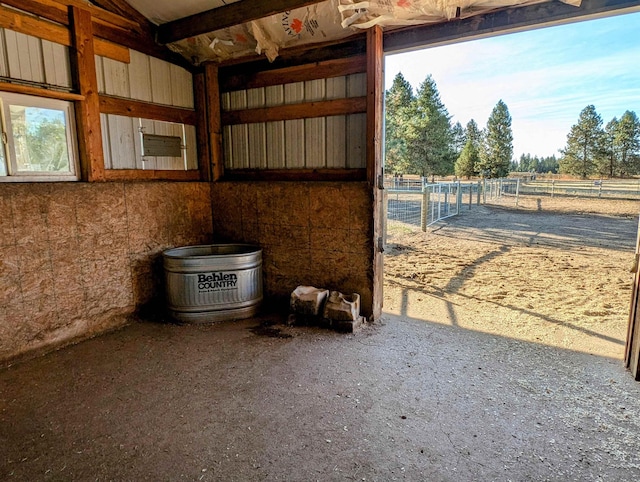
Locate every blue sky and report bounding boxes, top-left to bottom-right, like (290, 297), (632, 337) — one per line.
(384, 11), (640, 158)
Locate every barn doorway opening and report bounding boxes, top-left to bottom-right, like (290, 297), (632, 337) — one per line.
(381, 11), (640, 361)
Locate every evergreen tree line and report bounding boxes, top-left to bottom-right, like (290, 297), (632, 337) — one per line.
(385, 72), (514, 179)
(559, 105), (640, 179)
(385, 72), (640, 180)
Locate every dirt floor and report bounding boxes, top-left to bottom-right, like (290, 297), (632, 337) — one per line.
(2, 194), (640, 481)
(385, 194), (640, 359)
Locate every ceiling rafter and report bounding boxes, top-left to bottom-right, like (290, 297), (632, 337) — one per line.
(157, 0), (323, 45)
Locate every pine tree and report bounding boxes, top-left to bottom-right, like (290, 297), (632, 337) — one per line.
(465, 119), (481, 149)
(384, 73), (414, 175)
(599, 118), (618, 178)
(477, 100), (513, 178)
(404, 75), (455, 178)
(614, 110), (640, 177)
(451, 121), (466, 157)
(455, 139), (479, 179)
(559, 105), (604, 179)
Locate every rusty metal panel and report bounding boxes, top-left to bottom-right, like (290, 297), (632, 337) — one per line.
(41, 40), (71, 88)
(284, 82), (305, 168)
(326, 77), (347, 168)
(103, 57), (130, 97)
(128, 50), (153, 102)
(247, 88), (266, 168)
(265, 85), (285, 168)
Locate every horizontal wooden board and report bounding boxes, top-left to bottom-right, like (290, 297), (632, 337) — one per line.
(223, 168), (367, 182)
(99, 94), (197, 125)
(221, 97), (367, 125)
(220, 56), (367, 92)
(0, 81), (83, 101)
(104, 169), (201, 181)
(0, 5), (129, 63)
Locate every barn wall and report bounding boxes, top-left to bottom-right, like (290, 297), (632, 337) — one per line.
(210, 181), (374, 316)
(0, 182), (213, 363)
(221, 74), (367, 170)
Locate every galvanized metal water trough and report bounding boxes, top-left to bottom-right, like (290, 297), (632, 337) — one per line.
(163, 244), (262, 323)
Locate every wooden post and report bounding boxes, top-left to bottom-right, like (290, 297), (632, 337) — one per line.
(483, 178), (487, 204)
(366, 25), (384, 320)
(515, 178), (520, 207)
(477, 180), (481, 205)
(205, 63), (224, 181)
(421, 185), (428, 232)
(551, 179), (555, 197)
(193, 72), (211, 181)
(69, 6), (105, 182)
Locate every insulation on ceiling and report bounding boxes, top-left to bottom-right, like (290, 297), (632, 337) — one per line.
(167, 0), (582, 64)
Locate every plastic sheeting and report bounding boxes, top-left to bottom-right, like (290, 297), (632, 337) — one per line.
(167, 0), (582, 64)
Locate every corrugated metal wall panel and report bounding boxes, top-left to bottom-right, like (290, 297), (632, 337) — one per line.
(128, 50), (153, 102)
(304, 80), (326, 168)
(106, 114), (137, 169)
(284, 82), (305, 168)
(4, 30), (44, 83)
(0, 31), (7, 77)
(149, 56), (172, 105)
(170, 64), (194, 108)
(221, 72), (367, 171)
(41, 40), (71, 88)
(264, 85), (285, 168)
(325, 77), (347, 169)
(103, 57), (130, 98)
(246, 88), (266, 169)
(184, 125), (198, 170)
(229, 91), (249, 169)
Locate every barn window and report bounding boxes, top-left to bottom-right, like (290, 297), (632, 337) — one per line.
(0, 92), (78, 182)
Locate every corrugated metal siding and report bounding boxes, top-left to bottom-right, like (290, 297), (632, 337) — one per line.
(97, 49), (196, 170)
(222, 73), (366, 170)
(103, 115), (196, 171)
(96, 50), (194, 108)
(0, 29), (71, 88)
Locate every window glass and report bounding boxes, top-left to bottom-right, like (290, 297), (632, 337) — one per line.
(9, 105), (71, 174)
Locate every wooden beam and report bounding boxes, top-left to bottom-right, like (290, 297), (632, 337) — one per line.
(384, 0), (640, 53)
(99, 95), (197, 125)
(1, 0), (188, 69)
(205, 63), (223, 182)
(0, 82), (83, 101)
(69, 6), (105, 182)
(193, 72), (211, 182)
(219, 56), (367, 92)
(158, 0), (321, 44)
(104, 169), (201, 181)
(221, 97), (367, 125)
(366, 27), (383, 186)
(89, 0), (152, 28)
(223, 168), (367, 182)
(54, 0), (140, 30)
(0, 5), (130, 63)
(366, 25), (384, 321)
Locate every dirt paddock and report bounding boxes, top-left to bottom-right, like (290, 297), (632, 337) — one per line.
(2, 194), (640, 481)
(384, 194), (640, 359)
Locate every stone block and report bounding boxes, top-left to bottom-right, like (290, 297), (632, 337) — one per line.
(323, 291), (360, 322)
(290, 286), (329, 316)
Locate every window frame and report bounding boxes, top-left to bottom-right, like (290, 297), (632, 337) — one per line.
(0, 91), (79, 182)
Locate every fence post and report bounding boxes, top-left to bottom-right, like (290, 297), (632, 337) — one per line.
(421, 184), (428, 232)
(483, 178), (487, 204)
(551, 179), (555, 198)
(515, 178), (520, 207)
(457, 181), (462, 214)
(499, 178), (503, 198)
(477, 180), (481, 205)
(469, 184), (472, 209)
(598, 180), (603, 198)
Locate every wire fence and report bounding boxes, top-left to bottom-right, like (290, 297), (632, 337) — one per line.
(384, 177), (521, 243)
